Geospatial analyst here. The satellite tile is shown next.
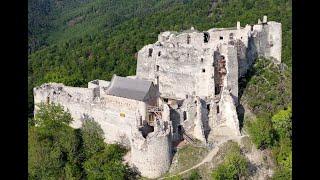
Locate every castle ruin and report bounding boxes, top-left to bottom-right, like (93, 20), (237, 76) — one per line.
(33, 16), (281, 178)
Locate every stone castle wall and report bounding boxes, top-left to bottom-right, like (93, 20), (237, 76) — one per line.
(33, 83), (147, 145)
(137, 18), (281, 102)
(131, 104), (172, 178)
(34, 82), (172, 178)
(33, 16), (282, 179)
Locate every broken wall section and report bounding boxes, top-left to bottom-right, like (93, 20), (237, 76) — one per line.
(250, 21), (282, 64)
(209, 44), (240, 138)
(210, 88), (240, 137)
(33, 83), (149, 147)
(131, 104), (172, 179)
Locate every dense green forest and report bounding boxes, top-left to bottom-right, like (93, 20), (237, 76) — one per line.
(28, 0), (292, 179)
(28, 0), (292, 116)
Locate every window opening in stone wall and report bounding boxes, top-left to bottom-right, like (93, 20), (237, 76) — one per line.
(178, 125), (182, 135)
(250, 25), (253, 31)
(46, 96), (50, 104)
(217, 105), (220, 114)
(156, 65), (160, 71)
(164, 98), (168, 103)
(183, 111), (187, 121)
(158, 51), (161, 56)
(187, 35), (191, 44)
(202, 69), (205, 73)
(204, 32), (210, 43)
(207, 104), (210, 112)
(219, 36), (223, 40)
(194, 100), (197, 104)
(148, 48), (153, 57)
(215, 86), (220, 95)
(201, 58), (204, 63)
(156, 76), (159, 85)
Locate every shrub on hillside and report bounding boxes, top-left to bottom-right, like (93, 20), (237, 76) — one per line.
(271, 106), (292, 140)
(211, 142), (249, 180)
(83, 144), (128, 180)
(245, 118), (276, 149)
(81, 118), (105, 159)
(189, 170), (201, 180)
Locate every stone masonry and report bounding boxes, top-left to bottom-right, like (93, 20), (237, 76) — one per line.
(34, 16), (281, 178)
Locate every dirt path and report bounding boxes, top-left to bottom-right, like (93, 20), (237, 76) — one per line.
(160, 135), (246, 179)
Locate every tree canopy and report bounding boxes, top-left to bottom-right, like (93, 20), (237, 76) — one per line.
(28, 103), (136, 179)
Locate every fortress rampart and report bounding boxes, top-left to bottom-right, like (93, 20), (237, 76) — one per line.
(34, 16), (281, 178)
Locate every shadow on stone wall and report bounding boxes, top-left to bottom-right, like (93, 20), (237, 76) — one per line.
(200, 99), (211, 141)
(237, 36), (258, 131)
(236, 104), (245, 130)
(126, 166), (141, 179)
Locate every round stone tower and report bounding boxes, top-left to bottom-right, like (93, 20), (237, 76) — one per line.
(130, 104), (172, 178)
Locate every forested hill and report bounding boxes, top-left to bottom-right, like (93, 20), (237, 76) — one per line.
(28, 0), (292, 116)
(28, 0), (292, 179)
(28, 0), (176, 53)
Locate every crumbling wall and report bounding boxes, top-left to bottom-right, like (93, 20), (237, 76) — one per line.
(33, 16), (282, 179)
(136, 37), (214, 99)
(88, 79), (110, 88)
(131, 116), (172, 178)
(211, 88), (240, 137)
(265, 21), (282, 64)
(33, 83), (148, 146)
(225, 46), (239, 103)
(33, 83), (95, 128)
(250, 21), (281, 64)
(208, 26), (249, 49)
(175, 96), (197, 137)
(136, 44), (157, 80)
(193, 97), (207, 142)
